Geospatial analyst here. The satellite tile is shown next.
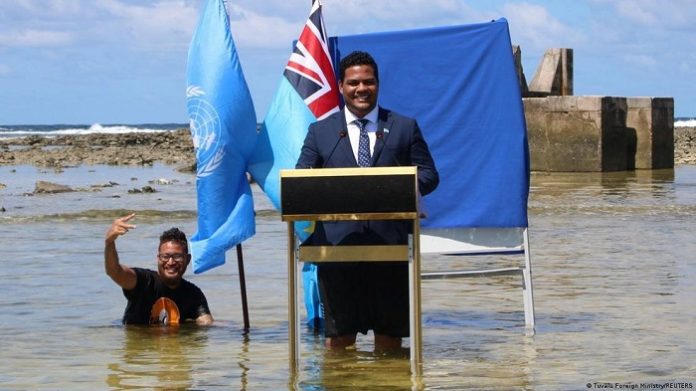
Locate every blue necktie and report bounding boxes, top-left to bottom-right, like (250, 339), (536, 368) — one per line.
(356, 119), (370, 167)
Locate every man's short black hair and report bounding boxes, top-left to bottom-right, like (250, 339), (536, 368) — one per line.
(339, 51), (379, 82)
(160, 228), (189, 254)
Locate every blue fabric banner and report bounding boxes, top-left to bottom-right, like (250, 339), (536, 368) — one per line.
(186, 0), (257, 274)
(332, 19), (530, 228)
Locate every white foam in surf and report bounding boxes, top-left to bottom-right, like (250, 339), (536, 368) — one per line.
(0, 123), (172, 138)
(675, 119), (696, 128)
(52, 124), (168, 135)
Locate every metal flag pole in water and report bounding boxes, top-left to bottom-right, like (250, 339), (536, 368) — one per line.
(236, 244), (250, 332)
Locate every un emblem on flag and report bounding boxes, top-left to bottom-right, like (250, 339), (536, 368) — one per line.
(187, 86), (224, 177)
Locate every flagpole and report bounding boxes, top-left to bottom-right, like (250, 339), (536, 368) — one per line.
(236, 244), (250, 332)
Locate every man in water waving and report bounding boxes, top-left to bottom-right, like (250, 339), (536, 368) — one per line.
(104, 213), (213, 325)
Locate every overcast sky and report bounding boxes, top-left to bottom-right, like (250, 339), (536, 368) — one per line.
(1, 0), (694, 125)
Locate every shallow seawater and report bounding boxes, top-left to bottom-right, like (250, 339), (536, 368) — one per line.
(1, 164), (694, 390)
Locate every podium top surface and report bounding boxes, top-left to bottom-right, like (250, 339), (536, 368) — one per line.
(280, 166), (419, 221)
(280, 166), (417, 178)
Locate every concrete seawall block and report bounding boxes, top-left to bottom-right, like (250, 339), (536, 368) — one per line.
(626, 97), (674, 169)
(524, 96), (629, 172)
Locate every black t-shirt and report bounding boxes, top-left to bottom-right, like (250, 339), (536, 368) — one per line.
(121, 268), (211, 325)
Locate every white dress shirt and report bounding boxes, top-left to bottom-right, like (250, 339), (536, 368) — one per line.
(344, 106), (379, 164)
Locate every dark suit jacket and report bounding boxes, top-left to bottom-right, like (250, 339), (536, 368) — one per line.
(296, 107), (439, 246)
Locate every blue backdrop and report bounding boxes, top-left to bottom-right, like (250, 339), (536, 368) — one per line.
(330, 19), (530, 228)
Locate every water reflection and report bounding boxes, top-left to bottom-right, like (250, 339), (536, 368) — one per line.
(2, 166), (695, 389)
(106, 326), (206, 390)
(531, 168), (676, 198)
(298, 334), (416, 390)
(418, 323), (537, 390)
(237, 334), (250, 391)
(528, 168), (696, 219)
(292, 329), (535, 390)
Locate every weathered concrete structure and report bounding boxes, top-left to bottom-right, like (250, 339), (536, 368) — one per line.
(512, 45), (529, 97)
(528, 48), (573, 96)
(516, 47), (674, 171)
(524, 96), (630, 172)
(626, 97), (674, 169)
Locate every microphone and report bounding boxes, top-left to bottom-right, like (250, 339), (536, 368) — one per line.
(323, 130), (347, 168)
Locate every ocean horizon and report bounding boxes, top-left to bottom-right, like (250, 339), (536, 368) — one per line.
(1, 117), (695, 139)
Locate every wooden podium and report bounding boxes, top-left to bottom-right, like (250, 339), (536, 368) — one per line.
(280, 166), (423, 375)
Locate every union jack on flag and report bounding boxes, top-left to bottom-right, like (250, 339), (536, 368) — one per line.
(283, 0), (339, 120)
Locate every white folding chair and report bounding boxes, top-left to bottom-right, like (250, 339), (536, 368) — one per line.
(420, 227), (535, 332)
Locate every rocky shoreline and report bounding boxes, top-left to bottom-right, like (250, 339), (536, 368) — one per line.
(1, 126), (695, 169)
(674, 126), (696, 165)
(0, 128), (196, 172)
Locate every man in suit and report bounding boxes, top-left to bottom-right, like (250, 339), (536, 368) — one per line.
(296, 51), (439, 350)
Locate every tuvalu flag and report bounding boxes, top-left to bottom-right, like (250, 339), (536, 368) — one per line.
(247, 0), (339, 327)
(248, 0), (339, 209)
(186, 0), (257, 274)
